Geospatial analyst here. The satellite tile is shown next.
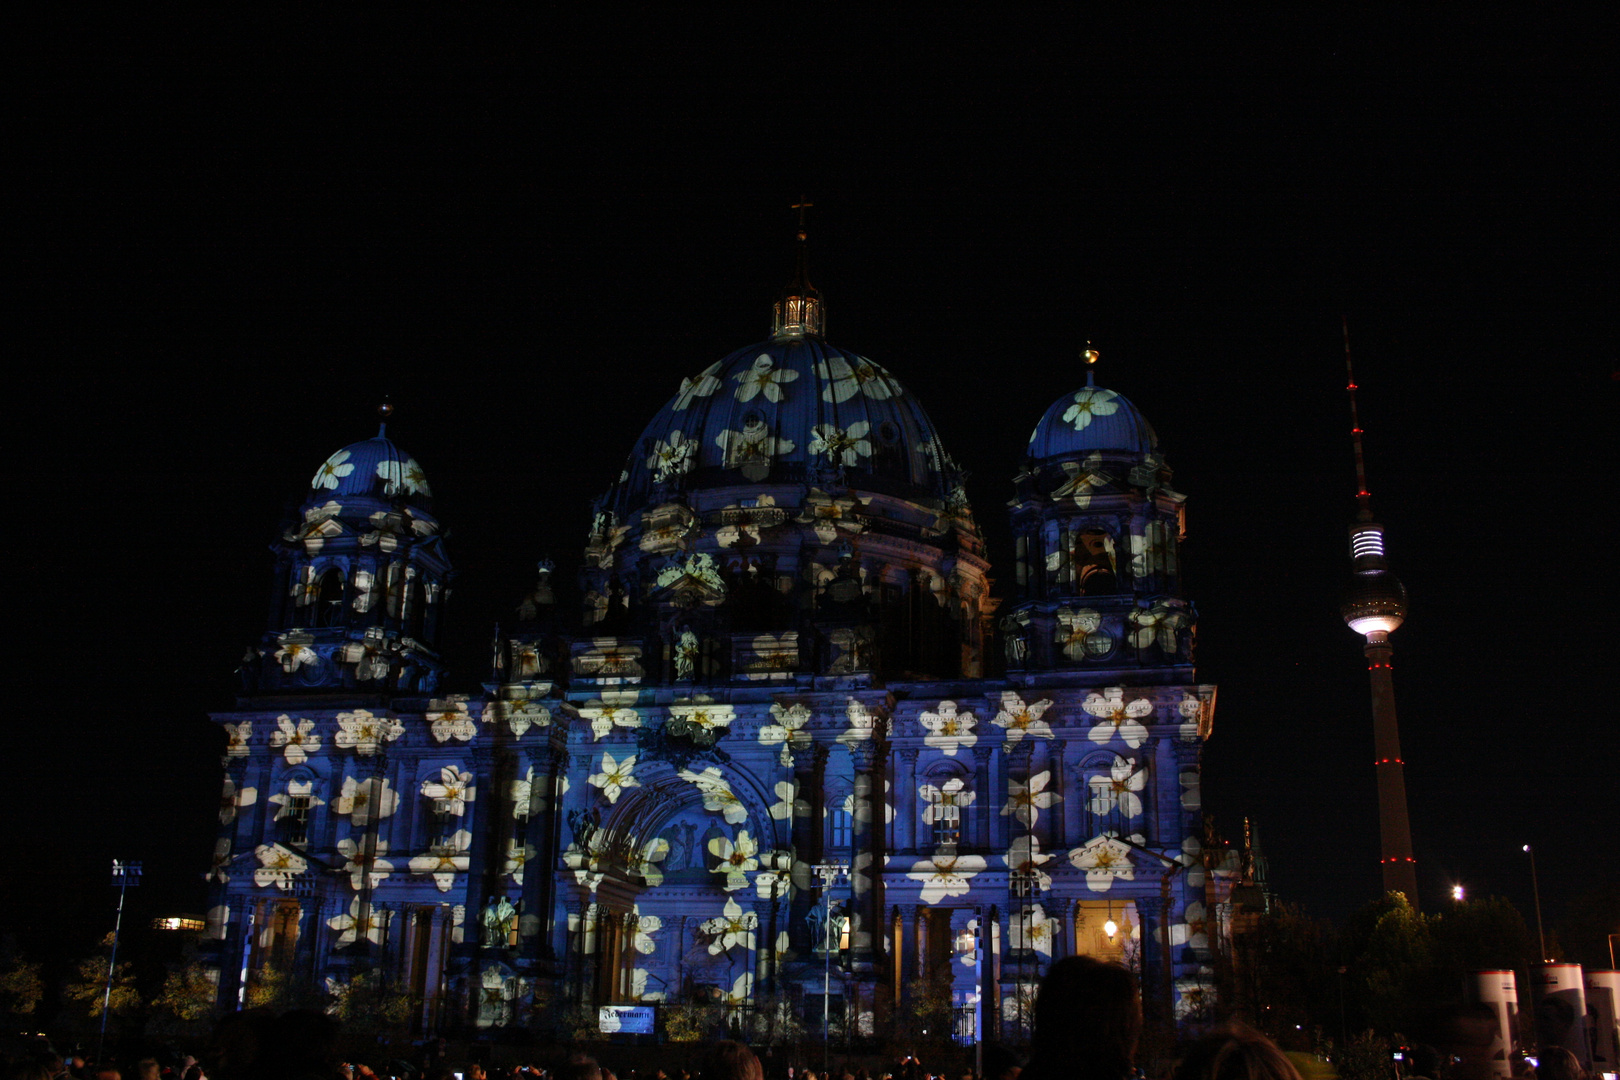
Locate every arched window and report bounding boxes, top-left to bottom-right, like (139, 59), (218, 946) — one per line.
(920, 768), (975, 853)
(271, 775), (323, 847)
(314, 568), (345, 627)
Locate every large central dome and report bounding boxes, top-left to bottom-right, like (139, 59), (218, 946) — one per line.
(605, 338), (956, 513)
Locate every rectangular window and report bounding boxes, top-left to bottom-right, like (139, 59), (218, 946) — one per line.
(829, 807), (852, 851)
(284, 796), (312, 846)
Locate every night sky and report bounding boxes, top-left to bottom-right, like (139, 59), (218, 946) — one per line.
(12, 13), (1615, 968)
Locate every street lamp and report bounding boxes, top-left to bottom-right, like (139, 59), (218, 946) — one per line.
(1452, 884), (1465, 902)
(812, 860), (848, 1077)
(99, 860), (142, 1063)
(1523, 845), (1547, 961)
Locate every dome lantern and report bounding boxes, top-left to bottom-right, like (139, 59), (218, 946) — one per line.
(770, 200), (824, 341)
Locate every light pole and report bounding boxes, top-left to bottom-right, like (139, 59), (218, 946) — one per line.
(1523, 845), (1546, 961)
(812, 860), (848, 1077)
(99, 860), (142, 1063)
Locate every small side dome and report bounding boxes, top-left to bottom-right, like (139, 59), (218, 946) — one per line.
(1027, 384), (1158, 462)
(307, 435), (433, 511)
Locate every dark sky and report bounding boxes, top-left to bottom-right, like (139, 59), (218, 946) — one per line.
(11, 13), (1615, 966)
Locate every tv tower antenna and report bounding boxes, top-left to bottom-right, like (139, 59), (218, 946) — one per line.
(1337, 319), (1419, 907)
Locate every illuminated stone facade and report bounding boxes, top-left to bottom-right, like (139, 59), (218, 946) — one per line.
(202, 270), (1229, 1039)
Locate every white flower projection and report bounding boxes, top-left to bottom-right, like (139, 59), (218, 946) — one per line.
(809, 422), (874, 468)
(707, 830), (760, 891)
(920, 701), (978, 756)
(993, 691), (1054, 750)
(409, 829), (472, 892)
(1049, 454), (1108, 504)
(1128, 604), (1183, 652)
(587, 751), (640, 804)
(907, 851), (986, 904)
(631, 837), (671, 887)
(269, 780), (324, 820)
(1004, 835), (1053, 892)
(1003, 770), (1060, 829)
(334, 776), (396, 825)
(1068, 835), (1136, 892)
(920, 778), (975, 827)
(753, 851), (796, 900)
(632, 906), (662, 954)
(270, 715), (321, 763)
(671, 362), (722, 410)
(272, 635), (317, 673)
(1178, 693), (1205, 742)
(799, 488), (866, 543)
(311, 448), (354, 489)
(427, 700), (475, 743)
(679, 767), (748, 824)
(768, 780), (797, 821)
(333, 709), (402, 754)
(734, 353), (800, 402)
(1061, 387), (1120, 431)
(219, 777), (256, 825)
(335, 837), (393, 890)
(816, 355), (898, 403)
(376, 456), (430, 497)
(1083, 688), (1151, 748)
(327, 897), (387, 949)
(579, 690), (643, 741)
(647, 430), (697, 483)
(252, 843), (307, 890)
(1172, 902), (1210, 951)
(421, 767), (476, 815)
(759, 702), (811, 753)
(667, 700), (736, 738)
(700, 897), (758, 955)
(1180, 768), (1201, 809)
(1087, 755), (1147, 819)
(1009, 902), (1053, 956)
(223, 721), (252, 757)
(839, 698), (880, 746)
(482, 692), (552, 738)
(1055, 608), (1106, 660)
(504, 839), (536, 885)
(716, 423), (794, 469)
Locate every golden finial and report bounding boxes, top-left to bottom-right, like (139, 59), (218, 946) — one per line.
(1082, 342), (1100, 386)
(791, 198), (813, 241)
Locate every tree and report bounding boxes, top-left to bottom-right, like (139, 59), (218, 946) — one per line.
(148, 963), (218, 1041)
(1341, 892), (1435, 1036)
(1223, 902), (1337, 1040)
(0, 949), (44, 1018)
(65, 932), (141, 1021)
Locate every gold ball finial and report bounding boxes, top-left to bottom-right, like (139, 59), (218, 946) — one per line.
(1083, 346), (1100, 365)
(378, 399), (394, 420)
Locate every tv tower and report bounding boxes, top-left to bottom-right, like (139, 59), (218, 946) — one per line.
(1338, 320), (1419, 907)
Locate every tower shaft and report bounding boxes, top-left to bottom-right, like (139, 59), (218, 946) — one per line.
(1366, 636), (1418, 903)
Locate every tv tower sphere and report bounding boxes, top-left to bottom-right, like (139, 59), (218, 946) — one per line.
(1342, 531), (1408, 639)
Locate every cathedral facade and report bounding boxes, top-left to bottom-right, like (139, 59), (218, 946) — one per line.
(202, 254), (1227, 1042)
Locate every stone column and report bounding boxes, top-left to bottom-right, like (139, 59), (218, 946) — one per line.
(848, 740), (884, 967)
(787, 743), (828, 955)
(898, 904), (921, 989)
(1046, 743), (1066, 852)
(519, 746), (562, 963)
(972, 745), (994, 852)
(898, 749), (919, 853)
(752, 899), (775, 997)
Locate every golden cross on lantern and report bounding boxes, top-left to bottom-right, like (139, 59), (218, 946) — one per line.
(791, 198), (812, 239)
